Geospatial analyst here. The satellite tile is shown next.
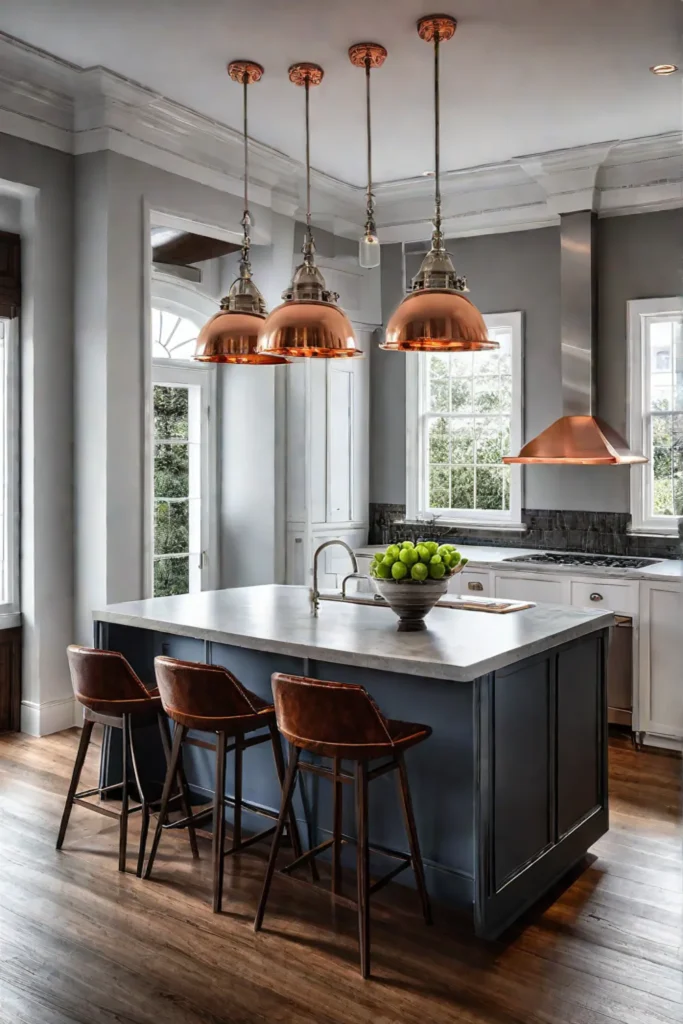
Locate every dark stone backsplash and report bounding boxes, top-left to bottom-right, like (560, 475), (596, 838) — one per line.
(369, 504), (681, 559)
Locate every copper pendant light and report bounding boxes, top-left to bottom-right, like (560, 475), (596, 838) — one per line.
(349, 42), (387, 269)
(194, 61), (288, 365)
(381, 16), (497, 353)
(256, 63), (362, 359)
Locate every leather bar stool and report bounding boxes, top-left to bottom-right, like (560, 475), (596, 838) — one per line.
(145, 656), (305, 913)
(57, 645), (198, 876)
(254, 672), (433, 979)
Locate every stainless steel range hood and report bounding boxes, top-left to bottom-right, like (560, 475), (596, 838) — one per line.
(503, 210), (647, 465)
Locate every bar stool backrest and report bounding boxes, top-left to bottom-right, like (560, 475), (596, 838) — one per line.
(154, 656), (264, 722)
(271, 673), (393, 753)
(67, 645), (151, 710)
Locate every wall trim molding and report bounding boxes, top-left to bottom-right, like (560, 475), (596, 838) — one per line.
(20, 696), (77, 737)
(0, 31), (681, 242)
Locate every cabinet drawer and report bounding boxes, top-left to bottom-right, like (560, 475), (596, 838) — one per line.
(494, 572), (566, 605)
(570, 579), (638, 616)
(459, 570), (491, 597)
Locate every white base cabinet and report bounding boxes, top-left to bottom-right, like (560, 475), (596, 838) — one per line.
(638, 581), (683, 747)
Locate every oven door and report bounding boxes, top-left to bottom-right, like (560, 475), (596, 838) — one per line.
(607, 615), (633, 727)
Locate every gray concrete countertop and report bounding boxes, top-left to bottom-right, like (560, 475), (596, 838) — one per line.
(354, 544), (682, 582)
(94, 584), (613, 684)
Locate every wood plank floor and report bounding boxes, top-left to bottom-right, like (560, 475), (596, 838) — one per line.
(0, 729), (680, 1024)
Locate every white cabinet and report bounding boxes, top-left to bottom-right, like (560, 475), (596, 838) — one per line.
(284, 330), (371, 585)
(638, 581), (682, 745)
(570, 578), (638, 616)
(493, 571), (567, 605)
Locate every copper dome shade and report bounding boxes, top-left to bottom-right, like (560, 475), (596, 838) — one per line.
(194, 271), (287, 365)
(383, 288), (497, 352)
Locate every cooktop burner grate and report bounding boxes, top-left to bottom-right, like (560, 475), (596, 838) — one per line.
(503, 552), (661, 569)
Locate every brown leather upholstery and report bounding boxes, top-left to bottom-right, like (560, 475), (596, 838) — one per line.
(154, 656), (275, 734)
(271, 673), (432, 760)
(67, 645), (162, 716)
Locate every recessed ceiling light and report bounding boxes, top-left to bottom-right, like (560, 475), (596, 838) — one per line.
(650, 63), (678, 75)
(422, 170), (435, 177)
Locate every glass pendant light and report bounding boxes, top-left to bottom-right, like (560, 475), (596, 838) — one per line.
(257, 63), (362, 359)
(348, 42), (387, 269)
(194, 61), (288, 364)
(381, 16), (497, 352)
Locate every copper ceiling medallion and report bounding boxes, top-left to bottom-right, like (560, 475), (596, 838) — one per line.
(417, 14), (457, 42)
(348, 42), (388, 68)
(227, 59), (264, 85)
(288, 62), (324, 87)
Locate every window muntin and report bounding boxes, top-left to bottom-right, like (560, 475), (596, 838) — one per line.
(152, 308), (200, 361)
(0, 318), (17, 612)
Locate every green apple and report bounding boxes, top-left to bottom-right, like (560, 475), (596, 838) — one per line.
(399, 547), (419, 566)
(401, 541), (415, 550)
(411, 562), (428, 581)
(416, 544), (431, 564)
(382, 553), (396, 567)
(391, 561), (408, 580)
(429, 554), (442, 565)
(386, 544), (401, 561)
(376, 561), (391, 579)
(425, 541), (439, 556)
(429, 561), (446, 579)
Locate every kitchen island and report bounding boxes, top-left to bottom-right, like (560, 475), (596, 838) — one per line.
(94, 585), (612, 939)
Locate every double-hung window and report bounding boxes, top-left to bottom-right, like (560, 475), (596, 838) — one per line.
(628, 297), (683, 534)
(406, 311), (523, 527)
(150, 306), (216, 597)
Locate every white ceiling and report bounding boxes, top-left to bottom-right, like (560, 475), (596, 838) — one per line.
(2, 0), (681, 187)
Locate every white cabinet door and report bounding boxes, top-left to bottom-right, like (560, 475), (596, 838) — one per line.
(494, 572), (567, 604)
(326, 364), (353, 523)
(639, 582), (683, 742)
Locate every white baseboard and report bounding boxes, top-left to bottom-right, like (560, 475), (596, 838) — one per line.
(642, 732), (682, 754)
(20, 696), (78, 737)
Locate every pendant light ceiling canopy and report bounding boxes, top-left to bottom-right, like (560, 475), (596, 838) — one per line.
(349, 41), (387, 269)
(194, 60), (288, 365)
(256, 63), (362, 359)
(381, 16), (497, 353)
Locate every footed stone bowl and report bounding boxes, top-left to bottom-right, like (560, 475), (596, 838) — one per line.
(372, 577), (450, 632)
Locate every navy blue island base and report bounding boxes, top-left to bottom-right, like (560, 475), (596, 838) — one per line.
(94, 585), (610, 940)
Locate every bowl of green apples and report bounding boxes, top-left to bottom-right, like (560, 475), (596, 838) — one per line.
(369, 541), (468, 632)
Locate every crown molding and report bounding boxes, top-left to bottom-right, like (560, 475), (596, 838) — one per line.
(0, 31), (680, 242)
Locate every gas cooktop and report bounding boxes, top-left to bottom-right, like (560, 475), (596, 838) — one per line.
(502, 552), (661, 570)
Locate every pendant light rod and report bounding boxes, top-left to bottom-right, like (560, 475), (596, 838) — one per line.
(227, 60), (264, 272)
(349, 43), (387, 268)
(305, 74), (312, 240)
(433, 31), (441, 238)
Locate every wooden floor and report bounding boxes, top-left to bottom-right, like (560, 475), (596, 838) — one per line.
(0, 729), (680, 1024)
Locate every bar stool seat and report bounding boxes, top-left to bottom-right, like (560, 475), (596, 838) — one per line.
(254, 672), (433, 979)
(57, 646), (198, 876)
(145, 656), (305, 914)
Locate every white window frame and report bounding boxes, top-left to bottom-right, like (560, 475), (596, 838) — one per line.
(628, 296), (683, 535)
(147, 294), (219, 598)
(0, 317), (19, 615)
(406, 311), (524, 529)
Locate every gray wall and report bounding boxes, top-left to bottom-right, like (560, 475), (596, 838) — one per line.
(371, 211), (683, 513)
(0, 132), (75, 733)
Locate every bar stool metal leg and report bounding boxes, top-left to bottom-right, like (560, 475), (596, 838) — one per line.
(355, 761), (370, 979)
(56, 718), (95, 850)
(212, 731), (227, 913)
(144, 723), (186, 879)
(156, 712), (199, 859)
(254, 745), (300, 932)
(332, 756), (343, 896)
(118, 713), (130, 872)
(127, 716), (151, 879)
(396, 751), (432, 926)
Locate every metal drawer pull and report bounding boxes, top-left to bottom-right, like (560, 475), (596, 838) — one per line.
(468, 581), (484, 592)
(589, 592), (603, 601)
